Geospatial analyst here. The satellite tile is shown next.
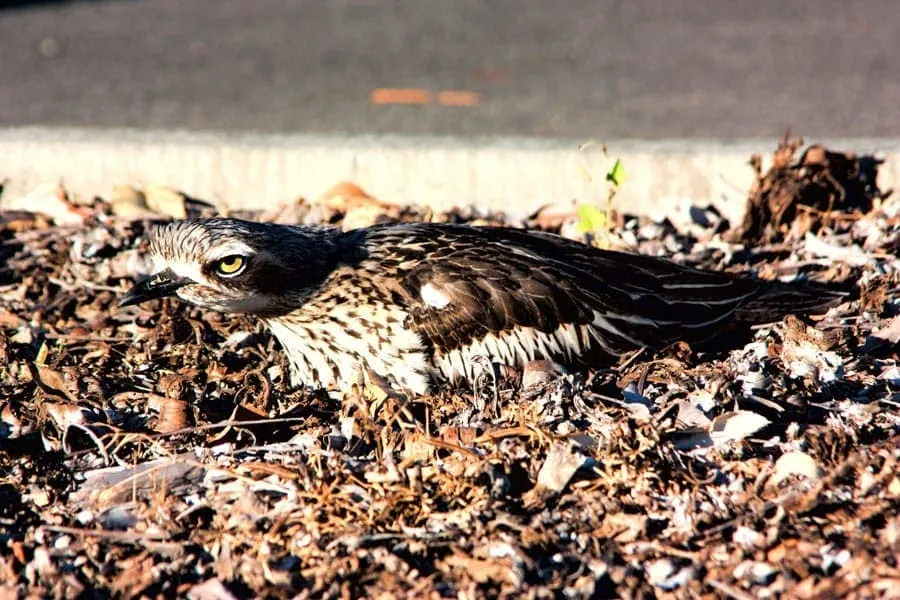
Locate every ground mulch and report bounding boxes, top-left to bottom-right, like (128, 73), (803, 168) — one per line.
(0, 138), (898, 598)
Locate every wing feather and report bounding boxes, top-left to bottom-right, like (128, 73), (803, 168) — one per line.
(362, 224), (840, 367)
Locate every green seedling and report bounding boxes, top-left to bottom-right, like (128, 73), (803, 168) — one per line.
(576, 143), (627, 248)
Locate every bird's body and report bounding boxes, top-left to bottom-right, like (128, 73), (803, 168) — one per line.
(121, 219), (843, 394)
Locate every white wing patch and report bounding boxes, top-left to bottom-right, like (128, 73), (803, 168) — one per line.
(420, 282), (452, 309)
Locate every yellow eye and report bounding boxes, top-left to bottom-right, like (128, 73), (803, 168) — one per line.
(216, 255), (246, 276)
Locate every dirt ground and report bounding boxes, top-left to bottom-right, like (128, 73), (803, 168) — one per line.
(0, 139), (898, 598)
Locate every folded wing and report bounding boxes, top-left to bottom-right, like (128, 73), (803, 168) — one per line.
(369, 224), (840, 372)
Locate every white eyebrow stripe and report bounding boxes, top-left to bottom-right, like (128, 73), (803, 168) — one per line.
(165, 261), (205, 283)
(206, 242), (257, 261)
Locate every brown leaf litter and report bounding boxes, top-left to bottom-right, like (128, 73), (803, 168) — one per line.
(0, 141), (898, 598)
(729, 135), (887, 245)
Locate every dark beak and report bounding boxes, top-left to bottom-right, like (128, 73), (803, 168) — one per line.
(119, 268), (189, 308)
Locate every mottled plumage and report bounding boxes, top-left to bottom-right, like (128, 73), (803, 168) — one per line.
(120, 218), (843, 394)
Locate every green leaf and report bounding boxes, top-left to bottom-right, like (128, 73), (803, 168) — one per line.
(606, 158), (627, 187)
(577, 204), (608, 234)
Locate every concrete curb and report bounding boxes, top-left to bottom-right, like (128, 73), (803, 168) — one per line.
(2, 128), (899, 224)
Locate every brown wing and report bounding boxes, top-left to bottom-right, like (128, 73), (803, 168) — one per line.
(365, 224), (841, 363)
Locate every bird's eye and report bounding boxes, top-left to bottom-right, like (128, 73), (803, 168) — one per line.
(215, 255), (246, 277)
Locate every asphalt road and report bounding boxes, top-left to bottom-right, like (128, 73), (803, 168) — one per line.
(1, 0), (898, 139)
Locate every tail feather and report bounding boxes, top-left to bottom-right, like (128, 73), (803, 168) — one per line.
(735, 281), (846, 323)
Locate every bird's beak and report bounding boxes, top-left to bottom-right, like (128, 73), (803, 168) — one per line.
(119, 268), (189, 307)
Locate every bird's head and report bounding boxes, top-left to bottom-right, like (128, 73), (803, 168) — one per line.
(119, 218), (345, 316)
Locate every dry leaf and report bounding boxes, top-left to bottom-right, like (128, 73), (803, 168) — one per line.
(144, 184), (188, 219)
(187, 578), (239, 600)
(441, 553), (519, 586)
(7, 182), (87, 225)
(318, 182), (381, 212)
(531, 201), (578, 231)
(530, 442), (587, 498)
(401, 431), (435, 462)
(156, 397), (191, 433)
(31, 364), (79, 403)
(770, 451), (822, 486)
(803, 232), (872, 267)
(521, 359), (567, 390)
(872, 316), (900, 345)
(109, 185), (156, 219)
(709, 411), (770, 446)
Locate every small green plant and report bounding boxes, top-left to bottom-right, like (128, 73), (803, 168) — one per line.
(576, 142), (627, 248)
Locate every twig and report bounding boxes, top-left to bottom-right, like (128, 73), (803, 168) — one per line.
(615, 347), (647, 372)
(40, 524), (171, 542)
(707, 579), (756, 600)
(421, 436), (480, 458)
(47, 276), (122, 294)
(64, 422), (111, 465)
(67, 415), (315, 457)
(473, 426), (538, 444)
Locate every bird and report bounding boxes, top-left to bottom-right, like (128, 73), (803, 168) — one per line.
(119, 218), (844, 395)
